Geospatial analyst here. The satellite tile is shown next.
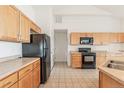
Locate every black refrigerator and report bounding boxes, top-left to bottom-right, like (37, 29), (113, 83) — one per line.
(22, 34), (51, 84)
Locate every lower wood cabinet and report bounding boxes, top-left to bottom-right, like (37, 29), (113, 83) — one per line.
(9, 82), (18, 88)
(19, 72), (33, 88)
(0, 72), (18, 88)
(33, 66), (40, 88)
(71, 52), (82, 68)
(0, 59), (40, 88)
(99, 71), (124, 88)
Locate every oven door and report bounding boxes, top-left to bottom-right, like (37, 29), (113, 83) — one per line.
(83, 55), (95, 63)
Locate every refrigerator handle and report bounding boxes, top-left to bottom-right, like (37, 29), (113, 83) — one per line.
(44, 48), (48, 60)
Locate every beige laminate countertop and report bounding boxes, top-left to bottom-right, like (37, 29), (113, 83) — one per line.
(98, 66), (124, 86)
(0, 57), (40, 80)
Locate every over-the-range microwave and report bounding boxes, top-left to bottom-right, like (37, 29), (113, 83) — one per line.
(80, 37), (93, 45)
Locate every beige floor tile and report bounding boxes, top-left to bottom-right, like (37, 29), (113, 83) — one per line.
(41, 62), (99, 88)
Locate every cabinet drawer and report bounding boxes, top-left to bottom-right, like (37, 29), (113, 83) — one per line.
(33, 60), (40, 69)
(19, 64), (33, 79)
(9, 82), (18, 88)
(0, 73), (18, 88)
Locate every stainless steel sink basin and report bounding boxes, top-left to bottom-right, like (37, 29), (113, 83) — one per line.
(106, 60), (124, 71)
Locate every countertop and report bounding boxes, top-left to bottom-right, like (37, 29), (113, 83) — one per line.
(0, 57), (40, 80)
(98, 66), (124, 85)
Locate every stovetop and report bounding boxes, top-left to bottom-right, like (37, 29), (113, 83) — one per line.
(78, 48), (96, 55)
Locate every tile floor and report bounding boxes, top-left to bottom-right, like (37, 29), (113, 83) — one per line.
(40, 62), (99, 88)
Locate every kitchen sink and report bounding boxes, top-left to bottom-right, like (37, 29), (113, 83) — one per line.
(106, 60), (124, 71)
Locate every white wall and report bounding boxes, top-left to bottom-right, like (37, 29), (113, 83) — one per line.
(54, 31), (67, 62)
(0, 41), (21, 58)
(54, 15), (122, 66)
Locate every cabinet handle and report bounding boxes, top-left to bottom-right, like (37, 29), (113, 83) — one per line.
(1, 81), (12, 88)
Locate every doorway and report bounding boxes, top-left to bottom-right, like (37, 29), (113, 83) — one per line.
(54, 30), (68, 63)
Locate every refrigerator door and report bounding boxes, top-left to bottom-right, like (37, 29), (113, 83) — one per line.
(43, 35), (51, 80)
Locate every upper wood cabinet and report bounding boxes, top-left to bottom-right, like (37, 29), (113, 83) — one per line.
(101, 33), (109, 45)
(7, 6), (20, 42)
(109, 33), (119, 43)
(0, 6), (8, 40)
(30, 22), (41, 33)
(93, 33), (109, 45)
(20, 13), (30, 43)
(118, 33), (124, 43)
(0, 6), (20, 42)
(0, 5), (42, 43)
(93, 33), (103, 45)
(70, 32), (123, 45)
(70, 33), (80, 45)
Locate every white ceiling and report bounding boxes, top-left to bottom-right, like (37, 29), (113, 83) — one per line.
(52, 5), (112, 16)
(31, 5), (124, 18)
(95, 5), (124, 18)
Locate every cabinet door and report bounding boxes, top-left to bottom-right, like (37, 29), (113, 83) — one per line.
(101, 33), (109, 45)
(9, 82), (18, 88)
(33, 66), (40, 88)
(109, 33), (119, 43)
(20, 14), (30, 43)
(70, 33), (80, 45)
(7, 6), (20, 42)
(99, 72), (124, 88)
(0, 6), (8, 40)
(119, 33), (124, 43)
(86, 33), (93, 37)
(71, 54), (82, 68)
(30, 22), (41, 33)
(19, 72), (33, 88)
(93, 33), (102, 45)
(80, 33), (87, 37)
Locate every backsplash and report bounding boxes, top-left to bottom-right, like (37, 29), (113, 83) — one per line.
(69, 43), (124, 52)
(0, 41), (22, 59)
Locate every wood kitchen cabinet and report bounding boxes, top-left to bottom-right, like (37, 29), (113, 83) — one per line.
(18, 64), (33, 88)
(19, 72), (33, 88)
(33, 66), (40, 88)
(86, 33), (93, 37)
(101, 33), (109, 45)
(0, 5), (20, 42)
(99, 71), (124, 88)
(109, 33), (119, 43)
(0, 73), (18, 88)
(20, 13), (30, 43)
(0, 59), (40, 88)
(71, 52), (82, 68)
(0, 6), (8, 41)
(7, 6), (20, 42)
(70, 33), (80, 45)
(9, 82), (18, 88)
(93, 33), (103, 45)
(30, 22), (41, 33)
(93, 33), (109, 45)
(33, 60), (40, 88)
(119, 33), (124, 43)
(0, 5), (42, 43)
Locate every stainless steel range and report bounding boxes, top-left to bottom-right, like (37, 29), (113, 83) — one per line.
(78, 48), (96, 69)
